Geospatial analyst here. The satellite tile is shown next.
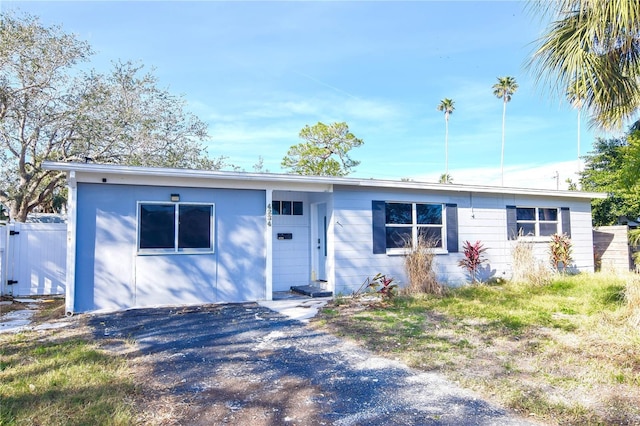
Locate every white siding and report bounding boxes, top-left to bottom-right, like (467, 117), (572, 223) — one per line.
(331, 187), (596, 295)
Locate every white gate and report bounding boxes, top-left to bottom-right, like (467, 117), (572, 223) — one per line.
(0, 222), (7, 295)
(1, 222), (67, 296)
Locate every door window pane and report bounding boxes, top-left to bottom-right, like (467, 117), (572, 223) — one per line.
(273, 200), (302, 215)
(281, 201), (292, 215)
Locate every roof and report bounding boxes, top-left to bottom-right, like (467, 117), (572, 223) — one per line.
(42, 161), (607, 200)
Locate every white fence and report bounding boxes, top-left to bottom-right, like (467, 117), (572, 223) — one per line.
(0, 222), (67, 297)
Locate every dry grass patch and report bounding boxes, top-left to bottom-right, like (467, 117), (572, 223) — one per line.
(314, 273), (640, 425)
(624, 274), (640, 326)
(403, 237), (443, 295)
(511, 239), (553, 286)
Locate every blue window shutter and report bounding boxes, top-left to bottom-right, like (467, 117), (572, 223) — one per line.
(561, 207), (571, 237)
(446, 203), (458, 253)
(506, 205), (518, 240)
(372, 200), (386, 254)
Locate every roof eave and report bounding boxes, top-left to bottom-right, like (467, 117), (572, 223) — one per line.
(42, 161), (607, 199)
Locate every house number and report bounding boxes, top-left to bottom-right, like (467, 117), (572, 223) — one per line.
(266, 203), (272, 227)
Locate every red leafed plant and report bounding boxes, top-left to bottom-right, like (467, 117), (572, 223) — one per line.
(549, 233), (573, 273)
(458, 240), (488, 283)
(368, 273), (398, 299)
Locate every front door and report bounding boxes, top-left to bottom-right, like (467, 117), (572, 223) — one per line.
(316, 203), (327, 281)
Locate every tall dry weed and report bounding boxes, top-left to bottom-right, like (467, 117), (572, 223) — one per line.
(625, 274), (640, 327)
(511, 240), (552, 286)
(403, 237), (443, 295)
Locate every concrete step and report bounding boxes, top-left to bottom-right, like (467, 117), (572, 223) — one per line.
(290, 285), (332, 298)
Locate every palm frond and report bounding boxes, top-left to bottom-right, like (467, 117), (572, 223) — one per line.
(528, 0), (640, 130)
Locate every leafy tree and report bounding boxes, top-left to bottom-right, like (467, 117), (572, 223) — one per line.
(529, 0), (640, 129)
(252, 156), (269, 173)
(565, 178), (578, 191)
(492, 76), (518, 186)
(281, 122), (363, 176)
(437, 98), (455, 177)
(0, 13), (220, 222)
(579, 136), (639, 225)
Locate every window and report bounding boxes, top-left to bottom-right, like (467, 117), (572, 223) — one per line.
(272, 200), (303, 216)
(516, 207), (558, 237)
(138, 203), (214, 253)
(385, 202), (444, 250)
(373, 201), (458, 254)
(506, 205), (571, 240)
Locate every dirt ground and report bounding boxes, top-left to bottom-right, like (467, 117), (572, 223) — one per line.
(313, 298), (640, 426)
(2, 299), (539, 425)
(88, 303), (536, 425)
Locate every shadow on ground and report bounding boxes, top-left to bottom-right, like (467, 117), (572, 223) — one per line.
(87, 303), (536, 426)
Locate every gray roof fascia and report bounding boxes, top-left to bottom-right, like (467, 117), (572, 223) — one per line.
(42, 161), (607, 200)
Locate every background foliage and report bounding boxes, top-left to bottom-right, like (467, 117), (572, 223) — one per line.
(0, 13), (225, 221)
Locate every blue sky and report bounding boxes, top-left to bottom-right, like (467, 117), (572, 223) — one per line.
(3, 1), (620, 189)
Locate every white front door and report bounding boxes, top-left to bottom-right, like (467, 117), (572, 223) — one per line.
(316, 203), (327, 281)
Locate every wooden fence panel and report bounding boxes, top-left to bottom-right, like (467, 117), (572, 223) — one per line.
(593, 225), (631, 273)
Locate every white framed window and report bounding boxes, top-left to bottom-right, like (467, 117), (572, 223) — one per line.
(138, 202), (214, 254)
(516, 207), (558, 237)
(385, 202), (444, 251)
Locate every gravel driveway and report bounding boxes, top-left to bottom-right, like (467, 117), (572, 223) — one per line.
(88, 303), (537, 426)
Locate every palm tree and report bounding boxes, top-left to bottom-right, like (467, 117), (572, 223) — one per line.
(529, 0), (640, 130)
(492, 76), (518, 186)
(437, 98), (455, 177)
(438, 173), (453, 184)
(567, 81), (586, 171)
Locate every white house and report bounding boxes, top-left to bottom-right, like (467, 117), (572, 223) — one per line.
(43, 161), (605, 315)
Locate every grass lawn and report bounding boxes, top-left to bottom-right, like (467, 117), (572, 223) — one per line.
(314, 272), (640, 425)
(0, 300), (138, 426)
